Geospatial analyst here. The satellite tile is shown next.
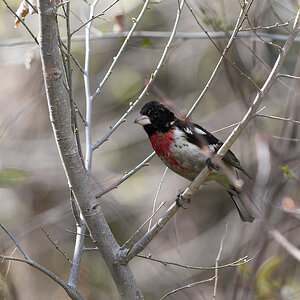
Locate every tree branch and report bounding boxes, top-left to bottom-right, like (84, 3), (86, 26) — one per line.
(92, 0), (185, 151)
(0, 255), (86, 300)
(38, 0), (143, 298)
(159, 276), (216, 300)
(3, 31), (300, 48)
(91, 0), (152, 101)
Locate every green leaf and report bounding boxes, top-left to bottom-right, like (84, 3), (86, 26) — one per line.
(281, 166), (296, 179)
(142, 38), (153, 48)
(0, 168), (29, 187)
(255, 256), (281, 299)
(199, 6), (206, 15)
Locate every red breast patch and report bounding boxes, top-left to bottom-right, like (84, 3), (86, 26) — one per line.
(150, 131), (189, 171)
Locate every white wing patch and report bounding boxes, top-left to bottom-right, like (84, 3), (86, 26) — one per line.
(209, 144), (218, 153)
(195, 127), (206, 135)
(183, 127), (193, 135)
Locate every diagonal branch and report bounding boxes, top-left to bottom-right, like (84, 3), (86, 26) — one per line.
(91, 0), (151, 101)
(92, 0), (185, 151)
(0, 255), (86, 300)
(119, 9), (300, 264)
(2, 0), (39, 45)
(186, 0), (255, 117)
(0, 223), (31, 261)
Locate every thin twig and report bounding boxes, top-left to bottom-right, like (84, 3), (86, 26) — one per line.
(3, 31), (300, 48)
(83, 247), (98, 251)
(71, 0), (120, 36)
(0, 223), (30, 261)
(83, 0), (99, 175)
(96, 152), (155, 198)
(240, 20), (292, 31)
(269, 229), (300, 261)
(92, 0), (185, 150)
(24, 0), (38, 14)
(213, 223), (228, 300)
(184, 0), (259, 91)
(272, 136), (300, 142)
(121, 201), (166, 250)
(159, 276), (216, 300)
(59, 39), (86, 75)
(277, 73), (300, 80)
(65, 229), (90, 237)
(73, 100), (87, 126)
(256, 113), (300, 124)
(41, 227), (72, 264)
(136, 254), (253, 270)
(91, 0), (151, 101)
(245, 15), (282, 52)
(2, 0), (39, 45)
(0, 255), (86, 300)
(148, 167), (168, 231)
(185, 0), (256, 117)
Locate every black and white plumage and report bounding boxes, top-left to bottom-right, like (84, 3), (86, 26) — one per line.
(135, 100), (254, 222)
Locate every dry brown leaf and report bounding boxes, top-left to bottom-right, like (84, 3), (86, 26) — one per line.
(15, 0), (37, 27)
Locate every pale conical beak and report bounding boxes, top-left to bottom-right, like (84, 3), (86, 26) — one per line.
(134, 114), (151, 126)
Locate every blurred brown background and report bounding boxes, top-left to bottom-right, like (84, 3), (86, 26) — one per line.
(0, 0), (300, 299)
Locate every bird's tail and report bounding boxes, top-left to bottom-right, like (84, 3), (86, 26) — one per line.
(228, 192), (255, 223)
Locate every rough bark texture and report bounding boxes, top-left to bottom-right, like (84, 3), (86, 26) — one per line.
(38, 1), (143, 299)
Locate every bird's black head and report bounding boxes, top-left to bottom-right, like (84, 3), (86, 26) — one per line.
(134, 101), (177, 135)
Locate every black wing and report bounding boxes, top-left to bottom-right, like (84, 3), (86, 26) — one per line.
(176, 120), (251, 178)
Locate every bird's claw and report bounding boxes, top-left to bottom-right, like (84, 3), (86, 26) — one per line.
(175, 193), (191, 209)
(206, 158), (219, 170)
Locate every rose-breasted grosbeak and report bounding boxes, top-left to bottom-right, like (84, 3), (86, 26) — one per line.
(135, 100), (254, 223)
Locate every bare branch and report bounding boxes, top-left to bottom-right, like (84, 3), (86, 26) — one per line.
(121, 201), (166, 250)
(256, 113), (300, 124)
(244, 15), (282, 52)
(0, 255), (86, 300)
(91, 0), (151, 101)
(71, 0), (120, 36)
(0, 223), (30, 261)
(272, 136), (300, 142)
(269, 230), (300, 262)
(2, 0), (39, 45)
(148, 167), (168, 231)
(59, 39), (86, 75)
(185, 0), (256, 117)
(159, 276), (216, 300)
(276, 73), (300, 80)
(92, 0), (185, 151)
(96, 152), (155, 198)
(213, 223), (228, 300)
(41, 227), (72, 264)
(3, 31), (300, 48)
(136, 254), (253, 270)
(38, 0), (143, 298)
(240, 20), (292, 31)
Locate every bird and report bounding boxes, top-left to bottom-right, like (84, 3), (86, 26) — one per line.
(134, 100), (254, 223)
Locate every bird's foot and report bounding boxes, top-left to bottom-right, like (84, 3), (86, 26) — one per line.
(206, 158), (219, 170)
(175, 192), (191, 209)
